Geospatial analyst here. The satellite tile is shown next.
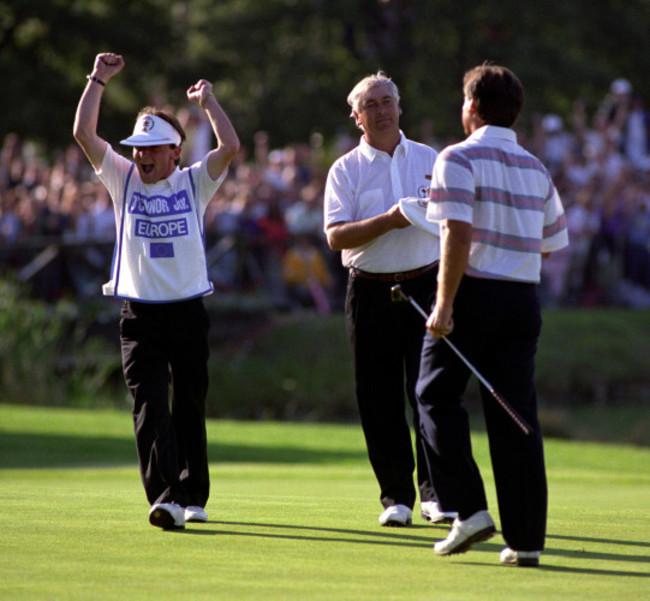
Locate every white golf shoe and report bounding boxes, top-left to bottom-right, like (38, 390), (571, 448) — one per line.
(421, 501), (458, 524)
(185, 506), (208, 522)
(378, 504), (413, 527)
(433, 510), (496, 555)
(500, 547), (541, 567)
(149, 502), (185, 530)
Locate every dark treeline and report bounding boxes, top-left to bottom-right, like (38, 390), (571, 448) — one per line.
(3, 0), (650, 153)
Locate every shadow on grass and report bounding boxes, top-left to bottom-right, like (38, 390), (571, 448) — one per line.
(547, 532), (650, 549)
(180, 521), (650, 576)
(462, 552), (649, 577)
(0, 432), (365, 469)
(173, 519), (437, 549)
(0, 432), (138, 469)
(434, 532), (650, 576)
(460, 559), (649, 577)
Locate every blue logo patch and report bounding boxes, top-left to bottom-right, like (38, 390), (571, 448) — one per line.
(150, 242), (174, 258)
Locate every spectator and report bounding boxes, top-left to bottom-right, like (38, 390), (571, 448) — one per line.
(282, 234), (333, 313)
(537, 114), (573, 176)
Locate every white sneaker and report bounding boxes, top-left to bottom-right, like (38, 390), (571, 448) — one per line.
(378, 504), (413, 527)
(433, 510), (496, 555)
(185, 505), (208, 522)
(500, 547), (541, 567)
(421, 501), (458, 524)
(149, 502), (185, 530)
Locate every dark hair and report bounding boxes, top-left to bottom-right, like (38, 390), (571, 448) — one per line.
(463, 64), (524, 127)
(137, 107), (186, 165)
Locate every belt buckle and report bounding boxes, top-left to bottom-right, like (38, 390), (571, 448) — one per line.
(393, 273), (405, 282)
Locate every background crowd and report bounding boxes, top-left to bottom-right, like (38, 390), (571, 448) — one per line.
(2, 76), (650, 311)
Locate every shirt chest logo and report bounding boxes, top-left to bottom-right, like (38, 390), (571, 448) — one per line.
(127, 190), (194, 251)
(128, 190), (192, 217)
(418, 174), (432, 198)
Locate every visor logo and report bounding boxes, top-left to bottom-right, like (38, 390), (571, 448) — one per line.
(141, 116), (155, 132)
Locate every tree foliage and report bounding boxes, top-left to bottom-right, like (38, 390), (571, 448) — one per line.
(2, 0), (650, 153)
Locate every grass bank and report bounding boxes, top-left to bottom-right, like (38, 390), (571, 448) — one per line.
(206, 307), (650, 445)
(1, 278), (649, 445)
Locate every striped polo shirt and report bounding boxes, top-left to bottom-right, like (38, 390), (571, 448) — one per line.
(426, 125), (568, 283)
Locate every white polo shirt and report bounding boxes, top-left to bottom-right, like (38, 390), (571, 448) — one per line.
(324, 133), (439, 273)
(426, 126), (568, 283)
(96, 146), (226, 302)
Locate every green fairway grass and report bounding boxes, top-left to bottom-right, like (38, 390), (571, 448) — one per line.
(1, 405), (648, 601)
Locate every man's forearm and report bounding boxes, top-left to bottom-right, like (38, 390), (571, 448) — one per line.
(436, 220), (472, 310)
(203, 95), (240, 179)
(326, 204), (409, 250)
(203, 95), (239, 155)
(73, 79), (107, 169)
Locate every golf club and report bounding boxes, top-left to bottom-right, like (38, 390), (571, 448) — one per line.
(390, 284), (532, 436)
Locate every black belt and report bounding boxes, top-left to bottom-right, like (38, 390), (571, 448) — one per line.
(350, 261), (437, 283)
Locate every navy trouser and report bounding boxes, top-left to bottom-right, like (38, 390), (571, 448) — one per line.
(416, 276), (547, 551)
(120, 298), (210, 508)
(345, 267), (437, 509)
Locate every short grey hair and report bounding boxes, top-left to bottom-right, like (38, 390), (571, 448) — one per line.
(347, 71), (400, 117)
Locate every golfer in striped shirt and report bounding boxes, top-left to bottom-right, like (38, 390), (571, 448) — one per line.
(415, 63), (568, 567)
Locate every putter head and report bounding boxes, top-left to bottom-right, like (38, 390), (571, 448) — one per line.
(390, 284), (405, 303)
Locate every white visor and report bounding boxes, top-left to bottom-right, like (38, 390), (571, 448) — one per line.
(399, 197), (440, 237)
(120, 114), (182, 147)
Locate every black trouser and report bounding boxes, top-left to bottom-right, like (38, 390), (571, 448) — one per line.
(416, 277), (547, 551)
(345, 267), (437, 509)
(120, 298), (210, 508)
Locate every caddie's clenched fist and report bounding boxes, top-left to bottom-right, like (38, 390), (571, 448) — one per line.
(187, 79), (214, 109)
(93, 53), (125, 82)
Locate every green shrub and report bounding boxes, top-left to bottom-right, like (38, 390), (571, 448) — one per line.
(0, 280), (122, 408)
(537, 307), (650, 404)
(207, 307), (650, 425)
(207, 313), (355, 420)
(3, 277), (650, 438)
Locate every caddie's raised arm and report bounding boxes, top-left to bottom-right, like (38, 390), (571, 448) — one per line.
(73, 53), (125, 170)
(186, 78), (240, 181)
